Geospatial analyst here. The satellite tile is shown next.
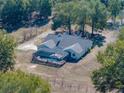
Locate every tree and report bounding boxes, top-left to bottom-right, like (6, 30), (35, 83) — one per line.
(1, 0), (52, 32)
(54, 1), (77, 34)
(50, 0), (77, 7)
(101, 0), (108, 6)
(119, 27), (124, 40)
(92, 27), (124, 93)
(119, 10), (124, 25)
(0, 70), (50, 93)
(29, 0), (51, 19)
(53, 0), (108, 37)
(52, 15), (63, 30)
(0, 30), (16, 72)
(92, 49), (124, 93)
(88, 0), (107, 36)
(121, 0), (124, 9)
(1, 0), (29, 31)
(0, 0), (6, 28)
(108, 0), (122, 24)
(40, 0), (51, 18)
(0, 0), (5, 18)
(75, 0), (90, 37)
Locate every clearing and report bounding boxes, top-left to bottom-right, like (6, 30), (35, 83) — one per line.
(15, 29), (119, 93)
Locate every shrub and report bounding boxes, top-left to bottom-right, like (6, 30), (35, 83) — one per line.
(0, 70), (51, 93)
(92, 27), (124, 93)
(0, 31), (16, 72)
(119, 26), (124, 40)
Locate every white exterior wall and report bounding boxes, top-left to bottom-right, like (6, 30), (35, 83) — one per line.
(65, 49), (81, 60)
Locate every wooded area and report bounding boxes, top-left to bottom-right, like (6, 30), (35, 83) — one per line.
(0, 0), (124, 34)
(92, 27), (124, 93)
(0, 0), (51, 32)
(0, 70), (50, 93)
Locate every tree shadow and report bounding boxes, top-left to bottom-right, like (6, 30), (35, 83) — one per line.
(74, 31), (106, 47)
(91, 33), (106, 47)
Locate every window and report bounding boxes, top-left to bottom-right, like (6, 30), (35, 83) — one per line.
(72, 53), (75, 57)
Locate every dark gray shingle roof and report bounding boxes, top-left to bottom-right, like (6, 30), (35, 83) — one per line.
(64, 43), (83, 54)
(43, 34), (93, 50)
(37, 46), (68, 59)
(37, 34), (93, 60)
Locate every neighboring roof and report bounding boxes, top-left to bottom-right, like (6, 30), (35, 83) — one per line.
(64, 43), (83, 54)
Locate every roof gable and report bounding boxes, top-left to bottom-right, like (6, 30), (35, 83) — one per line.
(64, 43), (83, 54)
(42, 39), (56, 49)
(38, 34), (93, 57)
(44, 34), (83, 49)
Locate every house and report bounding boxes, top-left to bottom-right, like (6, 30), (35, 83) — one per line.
(32, 33), (93, 67)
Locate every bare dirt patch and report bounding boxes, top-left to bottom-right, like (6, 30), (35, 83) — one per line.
(11, 21), (52, 44)
(15, 30), (119, 93)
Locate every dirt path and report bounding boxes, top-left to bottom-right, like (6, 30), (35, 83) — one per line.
(17, 29), (54, 51)
(15, 30), (119, 93)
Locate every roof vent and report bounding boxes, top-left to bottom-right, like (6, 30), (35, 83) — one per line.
(56, 34), (62, 46)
